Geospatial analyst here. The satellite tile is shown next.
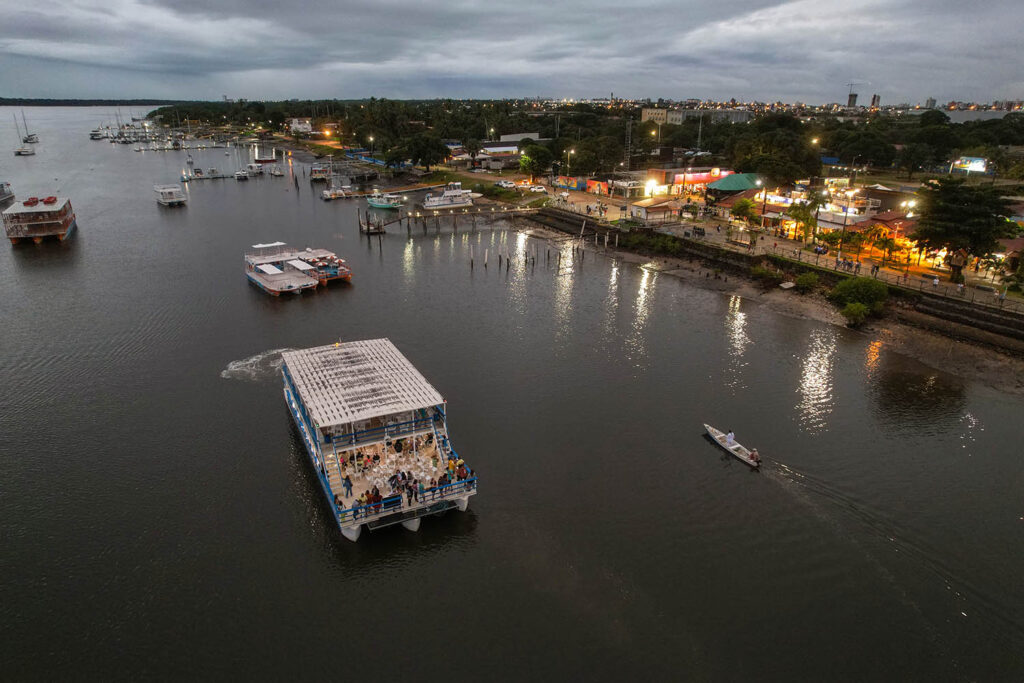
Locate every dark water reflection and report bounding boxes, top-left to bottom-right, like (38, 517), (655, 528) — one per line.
(1, 108), (1023, 681)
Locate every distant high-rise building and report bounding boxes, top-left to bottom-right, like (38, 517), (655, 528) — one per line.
(847, 92), (858, 108)
(925, 97), (937, 109)
(870, 94), (880, 108)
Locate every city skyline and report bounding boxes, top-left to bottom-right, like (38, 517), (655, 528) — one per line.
(1, 0), (1022, 104)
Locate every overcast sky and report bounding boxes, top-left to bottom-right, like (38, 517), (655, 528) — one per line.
(1, 0), (1021, 104)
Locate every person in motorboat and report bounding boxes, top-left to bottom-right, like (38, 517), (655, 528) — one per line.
(750, 448), (761, 464)
(726, 430), (735, 447)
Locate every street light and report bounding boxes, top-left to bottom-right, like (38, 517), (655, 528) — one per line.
(755, 178), (769, 229)
(489, 127), (495, 141)
(565, 148), (575, 173)
(369, 135), (374, 155)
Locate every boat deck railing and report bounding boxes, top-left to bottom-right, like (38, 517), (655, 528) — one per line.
(335, 477), (478, 527)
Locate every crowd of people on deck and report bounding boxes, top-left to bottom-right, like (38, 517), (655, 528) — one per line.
(331, 442), (475, 522)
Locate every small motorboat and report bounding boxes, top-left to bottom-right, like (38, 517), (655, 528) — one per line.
(704, 424), (760, 468)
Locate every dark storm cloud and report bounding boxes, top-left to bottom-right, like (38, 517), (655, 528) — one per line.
(0, 0), (1021, 102)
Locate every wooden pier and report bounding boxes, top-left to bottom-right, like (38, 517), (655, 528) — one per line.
(357, 204), (540, 235)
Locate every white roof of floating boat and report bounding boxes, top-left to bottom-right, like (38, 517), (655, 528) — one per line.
(252, 241), (287, 249)
(257, 263), (283, 275)
(287, 259), (315, 271)
(282, 338), (444, 428)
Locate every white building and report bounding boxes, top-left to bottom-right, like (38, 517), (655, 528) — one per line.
(289, 118), (312, 134)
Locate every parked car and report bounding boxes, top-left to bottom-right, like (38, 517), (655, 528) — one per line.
(529, 185), (547, 193)
(494, 180), (516, 189)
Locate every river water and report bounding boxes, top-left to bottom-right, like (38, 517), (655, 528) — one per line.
(1, 107), (1022, 681)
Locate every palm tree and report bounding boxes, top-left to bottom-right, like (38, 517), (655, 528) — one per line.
(463, 139), (482, 168)
(862, 224), (889, 261)
(874, 237), (898, 266)
(845, 232), (866, 259)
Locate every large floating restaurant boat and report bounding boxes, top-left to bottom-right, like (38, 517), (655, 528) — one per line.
(244, 241), (352, 296)
(2, 196), (77, 245)
(281, 338), (477, 542)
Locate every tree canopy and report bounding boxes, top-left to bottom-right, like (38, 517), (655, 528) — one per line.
(519, 144), (553, 180)
(911, 178), (1018, 256)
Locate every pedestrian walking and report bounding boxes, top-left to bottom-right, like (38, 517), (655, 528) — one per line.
(933, 276), (939, 288)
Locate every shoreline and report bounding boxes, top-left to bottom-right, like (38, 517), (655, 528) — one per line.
(520, 224), (1024, 396)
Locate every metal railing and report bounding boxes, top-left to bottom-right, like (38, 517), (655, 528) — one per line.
(648, 226), (1024, 317)
(335, 477), (477, 525)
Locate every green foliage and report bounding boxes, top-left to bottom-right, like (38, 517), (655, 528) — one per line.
(407, 133), (448, 171)
(469, 183), (519, 201)
(526, 196), (550, 208)
(519, 144), (553, 179)
(619, 232), (685, 257)
(785, 202), (817, 242)
(794, 272), (819, 293)
(817, 231), (841, 247)
(911, 178), (1016, 257)
(840, 302), (870, 327)
(830, 277), (889, 314)
(730, 198), (757, 223)
(750, 265), (784, 288)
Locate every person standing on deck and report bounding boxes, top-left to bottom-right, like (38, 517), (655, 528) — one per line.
(343, 475), (353, 498)
(726, 430), (735, 447)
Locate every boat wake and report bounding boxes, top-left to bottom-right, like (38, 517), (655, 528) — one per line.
(768, 461), (1024, 652)
(220, 348), (294, 382)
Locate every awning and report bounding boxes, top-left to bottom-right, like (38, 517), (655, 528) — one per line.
(287, 259), (315, 271)
(257, 264), (283, 275)
(252, 241), (286, 249)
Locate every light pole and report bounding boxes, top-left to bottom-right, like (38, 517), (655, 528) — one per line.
(369, 135), (374, 155)
(755, 179), (769, 229)
(489, 127), (495, 141)
(850, 154), (862, 187)
(565, 148), (574, 173)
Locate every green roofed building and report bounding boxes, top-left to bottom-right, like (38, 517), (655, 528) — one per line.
(708, 173), (763, 192)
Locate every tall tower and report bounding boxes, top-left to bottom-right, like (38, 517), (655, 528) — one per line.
(870, 93), (880, 108)
(847, 92), (858, 108)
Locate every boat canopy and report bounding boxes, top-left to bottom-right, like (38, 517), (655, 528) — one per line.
(257, 264), (283, 275)
(281, 339), (445, 429)
(252, 241), (286, 249)
(287, 259), (315, 271)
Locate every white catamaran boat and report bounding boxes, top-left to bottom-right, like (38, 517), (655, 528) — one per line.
(422, 182), (473, 210)
(153, 184), (187, 206)
(704, 424), (761, 468)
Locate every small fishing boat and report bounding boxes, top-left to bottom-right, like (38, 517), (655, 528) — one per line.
(235, 170), (249, 180)
(366, 189), (404, 209)
(704, 424), (760, 468)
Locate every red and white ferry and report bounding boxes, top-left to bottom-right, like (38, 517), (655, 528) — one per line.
(2, 196), (77, 245)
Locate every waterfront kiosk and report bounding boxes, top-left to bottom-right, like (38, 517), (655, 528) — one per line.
(281, 339), (477, 542)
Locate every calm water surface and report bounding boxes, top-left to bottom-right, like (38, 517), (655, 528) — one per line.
(1, 108), (1022, 681)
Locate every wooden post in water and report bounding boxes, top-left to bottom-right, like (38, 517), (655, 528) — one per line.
(484, 248), (488, 268)
(498, 254), (503, 268)
(470, 245), (474, 269)
(615, 233), (619, 248)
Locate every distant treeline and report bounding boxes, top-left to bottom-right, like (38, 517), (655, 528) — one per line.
(0, 98), (181, 106)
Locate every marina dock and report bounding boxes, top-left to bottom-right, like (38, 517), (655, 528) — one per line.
(281, 339), (477, 542)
